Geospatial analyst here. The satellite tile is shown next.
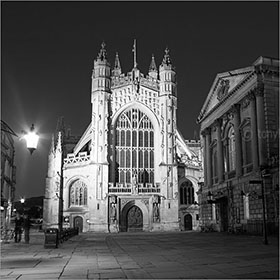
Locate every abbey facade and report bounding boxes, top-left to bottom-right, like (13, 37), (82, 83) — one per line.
(43, 42), (203, 233)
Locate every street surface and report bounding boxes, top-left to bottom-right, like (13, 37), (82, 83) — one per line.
(1, 230), (279, 279)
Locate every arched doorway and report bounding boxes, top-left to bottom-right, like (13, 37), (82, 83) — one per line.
(127, 205), (143, 232)
(184, 214), (192, 230)
(74, 216), (83, 232)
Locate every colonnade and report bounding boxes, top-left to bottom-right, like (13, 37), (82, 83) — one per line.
(201, 85), (266, 187)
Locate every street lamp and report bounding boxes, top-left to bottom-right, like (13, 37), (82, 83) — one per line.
(22, 124), (39, 155)
(248, 173), (270, 245)
(1, 121), (39, 243)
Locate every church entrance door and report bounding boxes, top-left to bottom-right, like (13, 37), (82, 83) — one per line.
(74, 216), (83, 232)
(126, 206), (143, 232)
(184, 214), (193, 230)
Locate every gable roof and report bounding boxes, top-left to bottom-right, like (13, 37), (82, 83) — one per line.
(197, 65), (254, 123)
(197, 56), (279, 124)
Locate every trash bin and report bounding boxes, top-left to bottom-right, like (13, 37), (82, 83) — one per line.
(44, 228), (58, 248)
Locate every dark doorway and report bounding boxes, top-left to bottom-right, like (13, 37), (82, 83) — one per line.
(219, 197), (229, 232)
(74, 216), (83, 232)
(184, 214), (193, 230)
(127, 206), (143, 232)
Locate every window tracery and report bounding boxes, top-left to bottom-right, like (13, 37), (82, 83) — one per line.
(69, 180), (87, 206)
(180, 180), (194, 205)
(115, 108), (154, 184)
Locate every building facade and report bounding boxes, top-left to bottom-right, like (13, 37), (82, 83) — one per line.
(43, 42), (203, 233)
(1, 121), (17, 237)
(197, 57), (279, 234)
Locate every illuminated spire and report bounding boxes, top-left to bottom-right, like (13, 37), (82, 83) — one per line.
(112, 52), (122, 76)
(149, 54), (158, 79)
(149, 54), (157, 71)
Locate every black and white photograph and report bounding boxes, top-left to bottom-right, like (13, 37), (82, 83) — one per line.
(1, 1), (279, 279)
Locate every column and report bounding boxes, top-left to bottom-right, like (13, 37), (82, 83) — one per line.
(255, 84), (266, 167)
(248, 92), (259, 171)
(215, 119), (224, 183)
(201, 133), (207, 186)
(203, 128), (212, 188)
(232, 104), (242, 177)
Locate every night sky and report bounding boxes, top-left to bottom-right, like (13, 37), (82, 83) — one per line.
(2, 1), (279, 199)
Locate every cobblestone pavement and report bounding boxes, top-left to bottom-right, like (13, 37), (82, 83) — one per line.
(1, 230), (279, 279)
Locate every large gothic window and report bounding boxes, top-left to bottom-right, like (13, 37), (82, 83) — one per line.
(180, 180), (194, 205)
(69, 180), (87, 206)
(115, 108), (154, 184)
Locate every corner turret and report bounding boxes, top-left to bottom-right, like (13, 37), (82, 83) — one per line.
(159, 48), (176, 97)
(92, 42), (111, 94)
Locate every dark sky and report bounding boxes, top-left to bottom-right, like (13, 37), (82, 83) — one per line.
(2, 1), (279, 199)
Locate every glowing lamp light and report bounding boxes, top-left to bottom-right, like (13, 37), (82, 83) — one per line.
(23, 124), (39, 155)
(20, 198), (25, 204)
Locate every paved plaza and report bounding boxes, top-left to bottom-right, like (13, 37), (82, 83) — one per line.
(1, 230), (279, 279)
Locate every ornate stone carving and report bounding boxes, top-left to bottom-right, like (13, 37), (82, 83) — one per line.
(201, 127), (211, 136)
(247, 90), (255, 101)
(241, 96), (250, 110)
(120, 198), (133, 209)
(229, 104), (240, 115)
(217, 79), (230, 101)
(153, 203), (160, 222)
(212, 118), (222, 132)
(140, 198), (149, 208)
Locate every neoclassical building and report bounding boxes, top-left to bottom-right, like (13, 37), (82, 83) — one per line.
(197, 56), (279, 234)
(43, 42), (203, 233)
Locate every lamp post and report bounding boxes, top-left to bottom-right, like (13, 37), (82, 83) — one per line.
(56, 172), (64, 233)
(249, 174), (269, 245)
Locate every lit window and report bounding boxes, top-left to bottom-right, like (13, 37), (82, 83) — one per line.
(70, 180), (87, 206)
(114, 108), (154, 184)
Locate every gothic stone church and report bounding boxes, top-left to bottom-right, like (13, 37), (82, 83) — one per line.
(43, 42), (203, 233)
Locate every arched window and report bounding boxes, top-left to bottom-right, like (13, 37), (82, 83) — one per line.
(228, 126), (236, 171)
(180, 180), (194, 205)
(69, 180), (87, 206)
(115, 108), (154, 184)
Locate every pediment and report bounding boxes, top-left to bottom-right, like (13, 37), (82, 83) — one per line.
(197, 66), (254, 123)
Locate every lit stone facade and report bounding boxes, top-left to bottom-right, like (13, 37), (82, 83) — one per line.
(43, 43), (203, 233)
(1, 121), (16, 235)
(197, 57), (279, 234)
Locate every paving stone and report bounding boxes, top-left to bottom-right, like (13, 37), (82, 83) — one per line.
(1, 231), (278, 279)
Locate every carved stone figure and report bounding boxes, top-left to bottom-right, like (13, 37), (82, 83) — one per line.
(153, 203), (160, 222)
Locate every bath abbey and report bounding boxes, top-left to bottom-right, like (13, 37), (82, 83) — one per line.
(43, 42), (203, 233)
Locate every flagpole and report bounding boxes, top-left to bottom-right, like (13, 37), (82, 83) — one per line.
(133, 39), (137, 68)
